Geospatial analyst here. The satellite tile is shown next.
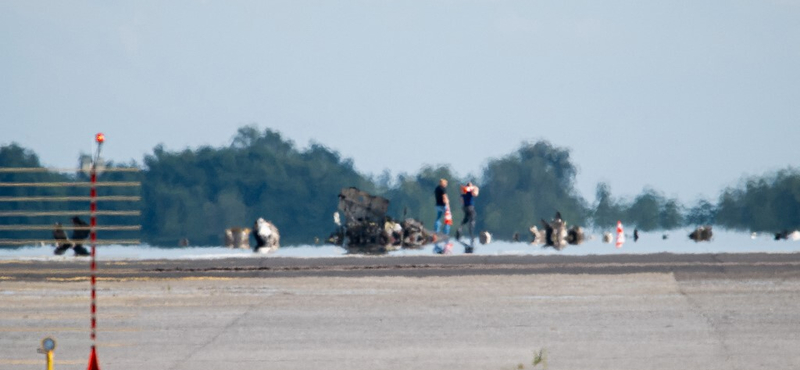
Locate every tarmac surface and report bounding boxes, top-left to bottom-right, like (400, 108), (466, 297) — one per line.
(1, 253), (799, 369)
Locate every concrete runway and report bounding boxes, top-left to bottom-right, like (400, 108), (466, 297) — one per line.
(1, 253), (799, 369)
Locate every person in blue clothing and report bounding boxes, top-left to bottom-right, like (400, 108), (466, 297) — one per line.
(432, 178), (452, 254)
(433, 178), (451, 235)
(456, 181), (480, 247)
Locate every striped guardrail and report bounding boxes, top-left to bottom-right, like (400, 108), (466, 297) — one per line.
(0, 167), (141, 173)
(0, 196), (141, 202)
(1, 167), (141, 247)
(0, 211), (141, 217)
(0, 225), (141, 231)
(0, 182), (141, 187)
(0, 239), (141, 246)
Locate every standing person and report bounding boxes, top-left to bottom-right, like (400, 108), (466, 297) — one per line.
(456, 181), (479, 247)
(433, 179), (451, 235)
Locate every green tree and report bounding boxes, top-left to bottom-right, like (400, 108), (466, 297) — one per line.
(626, 189), (661, 231)
(591, 182), (625, 230)
(685, 199), (717, 226)
(715, 169), (800, 232)
(480, 141), (588, 239)
(659, 198), (683, 229)
(0, 144), (74, 244)
(141, 126), (374, 245)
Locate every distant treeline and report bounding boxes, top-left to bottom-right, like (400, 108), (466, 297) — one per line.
(2, 126), (799, 246)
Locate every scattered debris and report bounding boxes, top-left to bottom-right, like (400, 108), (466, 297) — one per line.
(327, 187), (435, 254)
(51, 220), (89, 256)
(480, 231), (492, 245)
(401, 218), (435, 248)
(224, 227), (250, 249)
(774, 230), (800, 241)
(529, 226), (544, 244)
(567, 226), (584, 245)
(70, 216), (90, 255)
(540, 212), (567, 250)
(689, 226), (713, 242)
(252, 218), (280, 253)
(538, 211), (584, 250)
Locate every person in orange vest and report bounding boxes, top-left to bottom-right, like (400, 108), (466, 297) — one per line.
(456, 181), (480, 247)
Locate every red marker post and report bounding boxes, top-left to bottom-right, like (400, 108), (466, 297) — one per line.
(88, 133), (103, 370)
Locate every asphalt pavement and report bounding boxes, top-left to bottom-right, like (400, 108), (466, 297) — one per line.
(1, 253), (799, 369)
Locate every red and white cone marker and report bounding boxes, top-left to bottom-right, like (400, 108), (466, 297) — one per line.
(615, 221), (625, 249)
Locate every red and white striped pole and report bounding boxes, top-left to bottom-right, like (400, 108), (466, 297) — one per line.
(90, 169), (97, 342)
(88, 133), (104, 370)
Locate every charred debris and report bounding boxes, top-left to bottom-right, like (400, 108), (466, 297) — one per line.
(529, 211), (585, 250)
(327, 187), (436, 254)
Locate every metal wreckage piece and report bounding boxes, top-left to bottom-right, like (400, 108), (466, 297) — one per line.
(530, 211), (584, 250)
(327, 187), (436, 254)
(224, 227), (251, 249)
(223, 218), (281, 253)
(253, 217), (280, 253)
(688, 225), (713, 242)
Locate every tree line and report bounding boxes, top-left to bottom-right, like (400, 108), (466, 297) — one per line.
(2, 126), (799, 246)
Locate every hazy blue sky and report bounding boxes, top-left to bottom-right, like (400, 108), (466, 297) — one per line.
(1, 1), (798, 204)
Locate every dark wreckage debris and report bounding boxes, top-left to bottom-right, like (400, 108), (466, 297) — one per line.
(535, 211), (584, 250)
(327, 187), (436, 254)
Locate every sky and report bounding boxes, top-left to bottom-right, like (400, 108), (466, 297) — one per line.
(1, 1), (798, 204)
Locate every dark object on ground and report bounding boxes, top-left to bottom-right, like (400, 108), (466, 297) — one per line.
(71, 216), (90, 250)
(400, 218), (433, 249)
(689, 226), (713, 242)
(566, 226), (584, 245)
(774, 230), (800, 241)
(539, 211), (584, 250)
(53, 221), (90, 256)
(662, 234), (668, 240)
(328, 188), (435, 254)
(634, 229), (640, 242)
(73, 245), (90, 256)
(54, 245), (71, 255)
(53, 222), (70, 254)
(53, 222), (68, 242)
(540, 216), (565, 250)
